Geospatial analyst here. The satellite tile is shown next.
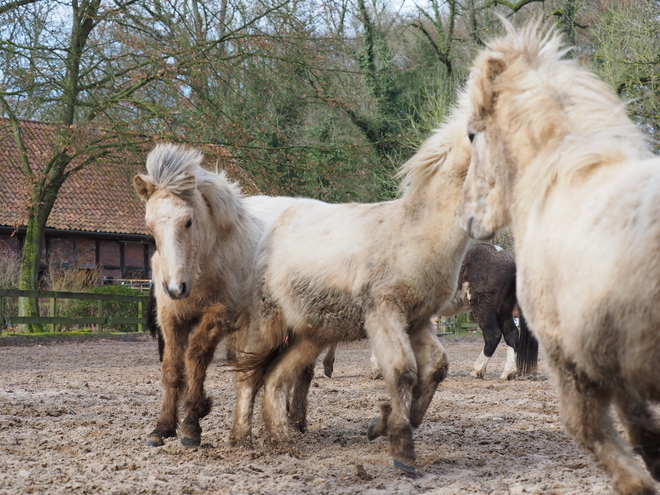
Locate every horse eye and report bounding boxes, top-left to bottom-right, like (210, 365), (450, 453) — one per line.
(185, 219), (193, 228)
(468, 131), (476, 143)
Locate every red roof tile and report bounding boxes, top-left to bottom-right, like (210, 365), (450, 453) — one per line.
(0, 119), (262, 236)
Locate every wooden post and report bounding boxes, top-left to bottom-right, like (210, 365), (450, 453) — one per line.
(137, 300), (143, 333)
(49, 298), (56, 333)
(97, 300), (104, 332)
(0, 296), (4, 334)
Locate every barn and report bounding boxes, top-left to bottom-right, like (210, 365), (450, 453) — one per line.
(0, 118), (262, 284)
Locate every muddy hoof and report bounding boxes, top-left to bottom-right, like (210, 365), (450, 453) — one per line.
(367, 418), (381, 441)
(324, 365), (333, 378)
(146, 435), (165, 447)
(393, 459), (418, 476)
(180, 436), (201, 448)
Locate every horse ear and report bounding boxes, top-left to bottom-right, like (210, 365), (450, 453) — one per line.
(475, 54), (507, 117)
(133, 174), (155, 201)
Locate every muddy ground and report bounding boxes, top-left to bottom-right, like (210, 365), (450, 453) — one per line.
(0, 333), (645, 494)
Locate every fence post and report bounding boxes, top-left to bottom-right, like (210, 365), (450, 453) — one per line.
(0, 296), (4, 334)
(97, 300), (104, 332)
(137, 300), (143, 333)
(49, 298), (56, 333)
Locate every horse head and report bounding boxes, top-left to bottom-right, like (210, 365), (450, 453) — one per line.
(133, 144), (219, 299)
(457, 19), (570, 240)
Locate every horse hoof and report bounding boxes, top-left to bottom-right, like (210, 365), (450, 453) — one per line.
(367, 418), (381, 441)
(393, 459), (418, 476)
(180, 436), (201, 448)
(146, 436), (165, 447)
(324, 365), (333, 378)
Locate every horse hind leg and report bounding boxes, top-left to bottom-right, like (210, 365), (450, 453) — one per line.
(470, 306), (501, 379)
(288, 362), (314, 433)
(262, 339), (324, 443)
(499, 313), (519, 380)
(549, 347), (656, 495)
(614, 389), (660, 482)
(322, 344), (337, 378)
(180, 303), (235, 448)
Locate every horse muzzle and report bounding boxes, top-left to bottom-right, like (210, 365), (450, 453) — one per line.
(162, 280), (191, 300)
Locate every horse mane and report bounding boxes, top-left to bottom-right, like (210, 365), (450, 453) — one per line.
(477, 20), (652, 201)
(144, 143), (244, 229)
(396, 96), (470, 194)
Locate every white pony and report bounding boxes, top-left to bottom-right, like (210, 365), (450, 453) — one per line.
(232, 105), (473, 474)
(133, 144), (300, 448)
(458, 21), (660, 495)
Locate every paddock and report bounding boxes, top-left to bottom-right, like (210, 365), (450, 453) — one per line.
(0, 335), (619, 494)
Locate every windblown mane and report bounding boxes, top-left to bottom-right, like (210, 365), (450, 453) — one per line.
(476, 19), (653, 202)
(397, 96), (469, 193)
(144, 143), (244, 227)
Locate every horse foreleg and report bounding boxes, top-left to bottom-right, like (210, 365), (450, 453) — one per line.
(366, 308), (417, 475)
(499, 314), (519, 380)
(409, 323), (449, 428)
(288, 362), (314, 433)
(147, 321), (190, 447)
(471, 305), (501, 379)
(614, 389), (660, 482)
(548, 346), (655, 495)
(180, 303), (234, 447)
(230, 368), (261, 447)
(262, 339), (324, 443)
(322, 344), (337, 378)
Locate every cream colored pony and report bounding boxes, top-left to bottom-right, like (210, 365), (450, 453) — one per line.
(458, 21), (660, 495)
(232, 106), (473, 475)
(133, 143), (300, 448)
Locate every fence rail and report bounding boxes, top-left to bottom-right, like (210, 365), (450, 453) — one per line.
(0, 288), (148, 332)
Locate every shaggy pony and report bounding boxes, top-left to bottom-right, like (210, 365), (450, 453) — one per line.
(458, 20), (660, 495)
(232, 104), (473, 474)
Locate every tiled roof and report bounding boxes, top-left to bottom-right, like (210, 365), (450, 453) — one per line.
(0, 119), (262, 236)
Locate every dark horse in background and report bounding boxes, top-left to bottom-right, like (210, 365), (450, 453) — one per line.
(322, 243), (538, 380)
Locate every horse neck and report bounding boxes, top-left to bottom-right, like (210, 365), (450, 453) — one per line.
(399, 172), (470, 275)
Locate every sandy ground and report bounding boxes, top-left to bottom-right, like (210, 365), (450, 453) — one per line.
(0, 333), (646, 494)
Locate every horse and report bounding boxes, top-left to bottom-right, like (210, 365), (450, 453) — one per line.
(322, 242), (538, 380)
(438, 242), (537, 378)
(457, 20), (660, 495)
(231, 103), (473, 475)
(133, 143), (301, 448)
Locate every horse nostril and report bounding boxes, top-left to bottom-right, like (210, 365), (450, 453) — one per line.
(162, 281), (168, 295)
(467, 216), (474, 236)
(181, 282), (187, 295)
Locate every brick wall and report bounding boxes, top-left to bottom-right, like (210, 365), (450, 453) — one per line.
(0, 235), (20, 259)
(77, 238), (96, 268)
(49, 238), (75, 266)
(98, 240), (120, 268)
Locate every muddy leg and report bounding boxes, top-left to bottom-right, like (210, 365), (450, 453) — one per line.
(180, 304), (235, 447)
(288, 363), (314, 432)
(470, 305), (501, 379)
(368, 323), (449, 436)
(409, 323), (449, 428)
(147, 317), (192, 447)
(614, 389), (660, 482)
(366, 307), (417, 474)
(230, 368), (262, 447)
(549, 351), (655, 495)
(499, 314), (519, 380)
(322, 344), (337, 378)
(262, 340), (324, 443)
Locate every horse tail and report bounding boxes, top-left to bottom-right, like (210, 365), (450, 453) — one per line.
(146, 284), (165, 362)
(516, 309), (538, 375)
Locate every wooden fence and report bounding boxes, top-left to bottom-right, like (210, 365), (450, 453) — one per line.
(0, 289), (148, 333)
